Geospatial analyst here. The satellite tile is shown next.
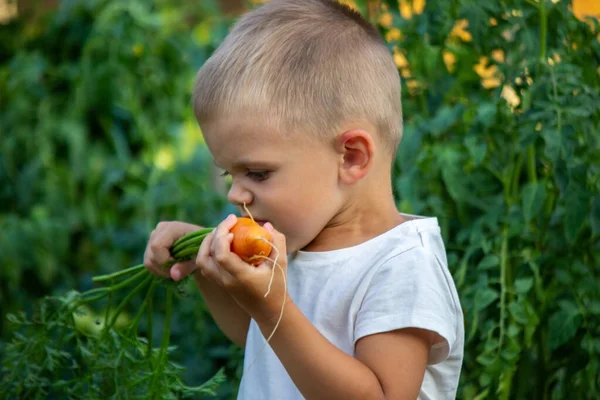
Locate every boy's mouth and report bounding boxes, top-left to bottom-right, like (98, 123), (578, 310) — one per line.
(241, 216), (267, 226)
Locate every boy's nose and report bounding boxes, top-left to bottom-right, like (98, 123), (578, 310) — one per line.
(227, 181), (253, 207)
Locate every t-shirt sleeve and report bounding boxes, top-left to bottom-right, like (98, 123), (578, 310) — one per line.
(354, 246), (459, 364)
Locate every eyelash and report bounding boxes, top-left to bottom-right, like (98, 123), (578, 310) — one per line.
(219, 170), (269, 182)
(247, 170), (269, 181)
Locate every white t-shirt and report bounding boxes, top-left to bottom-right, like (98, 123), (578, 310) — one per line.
(237, 215), (464, 399)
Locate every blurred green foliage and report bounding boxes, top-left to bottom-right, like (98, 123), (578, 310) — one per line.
(1, 0), (242, 398)
(1, 0), (599, 398)
(371, 0), (600, 398)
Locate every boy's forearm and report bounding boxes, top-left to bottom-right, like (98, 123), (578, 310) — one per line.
(255, 301), (385, 400)
(194, 273), (250, 348)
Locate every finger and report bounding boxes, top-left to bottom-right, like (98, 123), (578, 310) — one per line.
(261, 222), (287, 267)
(157, 221), (206, 238)
(199, 256), (232, 285)
(143, 243), (171, 278)
(145, 221), (205, 276)
(196, 231), (224, 280)
(196, 231), (215, 268)
(170, 260), (197, 281)
(211, 214), (238, 242)
(215, 236), (261, 281)
(212, 231), (240, 269)
(208, 214), (244, 267)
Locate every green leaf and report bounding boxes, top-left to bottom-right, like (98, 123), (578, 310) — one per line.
(548, 305), (582, 351)
(476, 352), (497, 367)
(521, 182), (546, 222)
(542, 128), (562, 161)
(564, 187), (590, 244)
(509, 301), (528, 324)
(464, 136), (487, 166)
(382, 0), (399, 9)
(514, 277), (534, 294)
(591, 196), (600, 236)
(351, 0), (369, 17)
(554, 158), (569, 195)
(478, 255), (500, 270)
(475, 288), (498, 311)
(476, 102), (497, 128)
(397, 124), (422, 169)
(428, 104), (463, 136)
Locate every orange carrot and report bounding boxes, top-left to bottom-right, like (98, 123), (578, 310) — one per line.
(230, 217), (273, 266)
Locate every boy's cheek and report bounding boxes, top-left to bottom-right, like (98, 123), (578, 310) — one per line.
(281, 235), (304, 254)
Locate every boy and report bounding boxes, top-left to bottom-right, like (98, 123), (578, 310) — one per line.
(144, 0), (464, 398)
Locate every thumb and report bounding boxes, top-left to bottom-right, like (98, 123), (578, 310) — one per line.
(170, 260), (197, 281)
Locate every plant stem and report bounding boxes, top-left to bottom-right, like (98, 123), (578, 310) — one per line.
(58, 270), (150, 328)
(92, 264), (145, 282)
(147, 288), (154, 361)
(511, 152), (524, 202)
(150, 285), (173, 399)
(498, 227), (509, 355)
(172, 246), (203, 261)
(84, 269), (148, 300)
(171, 228), (213, 252)
(103, 289), (113, 331)
(107, 273), (153, 329)
(527, 145), (537, 184)
(539, 0), (547, 65)
(127, 277), (160, 337)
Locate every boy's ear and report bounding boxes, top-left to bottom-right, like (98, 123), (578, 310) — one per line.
(335, 129), (375, 184)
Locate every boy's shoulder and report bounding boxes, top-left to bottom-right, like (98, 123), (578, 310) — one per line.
(380, 214), (447, 263)
(289, 214), (446, 270)
(364, 213), (445, 258)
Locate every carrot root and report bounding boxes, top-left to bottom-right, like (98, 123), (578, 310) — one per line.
(238, 203), (288, 374)
(243, 240), (287, 375)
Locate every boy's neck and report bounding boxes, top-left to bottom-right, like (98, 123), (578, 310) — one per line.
(302, 179), (406, 252)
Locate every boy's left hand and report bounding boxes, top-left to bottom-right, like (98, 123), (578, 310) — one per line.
(196, 214), (289, 324)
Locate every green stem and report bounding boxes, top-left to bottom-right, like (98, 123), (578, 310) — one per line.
(539, 0), (547, 65)
(150, 285), (173, 400)
(127, 277), (160, 337)
(92, 264), (145, 283)
(549, 66), (563, 138)
(103, 289), (113, 329)
(85, 269), (148, 299)
(172, 246), (203, 262)
(64, 270), (149, 322)
(147, 288), (154, 361)
(498, 228), (509, 356)
(75, 290), (110, 307)
(171, 228), (213, 251)
(171, 236), (208, 259)
(509, 152), (524, 204)
(47, 289), (110, 324)
(527, 145), (537, 184)
(107, 274), (153, 329)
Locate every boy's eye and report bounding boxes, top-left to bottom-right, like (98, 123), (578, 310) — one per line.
(219, 170), (230, 177)
(246, 170), (269, 181)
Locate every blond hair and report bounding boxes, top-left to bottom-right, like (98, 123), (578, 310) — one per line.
(192, 0), (403, 156)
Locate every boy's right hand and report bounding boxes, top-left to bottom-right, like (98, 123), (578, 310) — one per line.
(143, 221), (204, 281)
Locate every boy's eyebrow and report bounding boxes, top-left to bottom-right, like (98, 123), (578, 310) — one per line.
(212, 159), (277, 170)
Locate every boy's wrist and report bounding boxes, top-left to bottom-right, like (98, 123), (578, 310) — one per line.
(250, 295), (293, 330)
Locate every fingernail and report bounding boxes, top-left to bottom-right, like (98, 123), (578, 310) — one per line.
(172, 269), (180, 281)
(264, 222), (273, 231)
